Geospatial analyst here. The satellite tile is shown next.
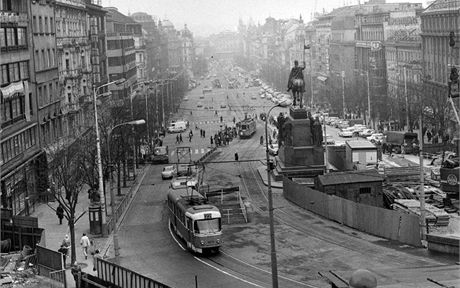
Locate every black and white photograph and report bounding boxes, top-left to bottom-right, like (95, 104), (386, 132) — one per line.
(0, 0), (459, 287)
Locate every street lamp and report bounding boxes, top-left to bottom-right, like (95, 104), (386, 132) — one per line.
(93, 78), (125, 236)
(107, 119), (145, 264)
(265, 101), (288, 288)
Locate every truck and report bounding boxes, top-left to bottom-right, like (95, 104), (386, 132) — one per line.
(383, 131), (419, 154)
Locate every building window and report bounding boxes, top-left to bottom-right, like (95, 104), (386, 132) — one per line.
(359, 187), (371, 194)
(41, 49), (46, 69)
(0, 28), (5, 48)
(17, 28), (26, 46)
(44, 17), (48, 33)
(6, 28), (16, 47)
(19, 61), (29, 79)
(50, 17), (54, 33)
(38, 16), (43, 33)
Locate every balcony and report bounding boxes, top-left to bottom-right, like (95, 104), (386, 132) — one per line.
(56, 37), (88, 49)
(0, 11), (28, 25)
(63, 102), (80, 114)
(59, 69), (82, 81)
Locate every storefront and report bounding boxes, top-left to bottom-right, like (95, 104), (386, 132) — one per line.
(1, 151), (47, 216)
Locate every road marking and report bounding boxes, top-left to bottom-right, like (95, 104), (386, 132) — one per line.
(195, 148), (199, 154)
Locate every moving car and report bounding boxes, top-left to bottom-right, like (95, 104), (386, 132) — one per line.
(322, 134), (335, 145)
(161, 165), (176, 180)
(151, 146), (169, 164)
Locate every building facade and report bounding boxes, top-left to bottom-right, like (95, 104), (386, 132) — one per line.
(1, 0), (46, 215)
(105, 7), (137, 100)
(384, 10), (423, 131)
(421, 0), (460, 139)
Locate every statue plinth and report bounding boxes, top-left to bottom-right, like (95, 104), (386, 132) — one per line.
(276, 108), (325, 178)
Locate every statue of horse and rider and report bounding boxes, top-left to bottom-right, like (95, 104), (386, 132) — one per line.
(287, 60), (306, 108)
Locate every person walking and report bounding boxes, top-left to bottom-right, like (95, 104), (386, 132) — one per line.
(58, 245), (68, 268)
(210, 136), (213, 145)
(179, 133), (183, 143)
(80, 233), (91, 260)
(426, 130), (432, 143)
(92, 249), (102, 272)
(176, 134), (180, 144)
(203, 130), (206, 138)
(56, 204), (64, 225)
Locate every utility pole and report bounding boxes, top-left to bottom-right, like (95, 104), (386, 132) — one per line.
(341, 71), (345, 119)
(366, 70), (371, 129)
(418, 114), (426, 241)
(404, 66), (410, 132)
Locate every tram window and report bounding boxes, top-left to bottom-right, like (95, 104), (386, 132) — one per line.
(194, 219), (221, 234)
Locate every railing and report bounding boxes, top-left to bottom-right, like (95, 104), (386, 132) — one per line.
(237, 188), (248, 223)
(49, 270), (67, 288)
(56, 37), (87, 48)
(59, 69), (82, 79)
(95, 257), (171, 288)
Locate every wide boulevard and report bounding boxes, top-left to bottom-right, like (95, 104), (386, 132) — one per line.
(112, 65), (459, 288)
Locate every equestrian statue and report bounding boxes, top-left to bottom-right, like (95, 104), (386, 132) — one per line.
(287, 60), (306, 108)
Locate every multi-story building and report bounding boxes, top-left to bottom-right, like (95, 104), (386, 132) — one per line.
(1, 0), (46, 215)
(126, 18), (146, 85)
(421, 0), (459, 139)
(54, 0), (92, 136)
(329, 6), (358, 116)
(105, 7), (137, 100)
(161, 20), (182, 74)
(209, 30), (240, 60)
(384, 9), (423, 130)
(131, 12), (160, 81)
(180, 24), (194, 78)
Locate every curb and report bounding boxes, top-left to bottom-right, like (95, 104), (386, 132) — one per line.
(100, 166), (149, 259)
(256, 166), (283, 189)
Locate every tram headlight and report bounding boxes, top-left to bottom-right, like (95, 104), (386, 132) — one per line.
(216, 239), (220, 244)
(200, 240), (204, 245)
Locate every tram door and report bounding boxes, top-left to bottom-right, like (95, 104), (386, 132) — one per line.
(187, 217), (193, 240)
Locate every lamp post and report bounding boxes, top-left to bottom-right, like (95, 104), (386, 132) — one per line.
(107, 119), (145, 264)
(93, 78), (125, 236)
(265, 101), (288, 288)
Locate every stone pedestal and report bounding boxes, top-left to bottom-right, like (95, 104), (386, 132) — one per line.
(276, 107), (325, 178)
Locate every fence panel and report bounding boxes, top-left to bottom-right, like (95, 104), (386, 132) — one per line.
(398, 212), (422, 247)
(49, 270), (66, 288)
(37, 245), (64, 277)
(96, 257), (171, 288)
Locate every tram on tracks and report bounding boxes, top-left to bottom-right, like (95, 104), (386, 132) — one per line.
(167, 187), (222, 254)
(236, 116), (256, 138)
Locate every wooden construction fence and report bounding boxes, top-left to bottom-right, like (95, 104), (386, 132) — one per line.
(283, 178), (422, 247)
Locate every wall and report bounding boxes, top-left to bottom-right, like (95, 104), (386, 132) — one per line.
(283, 177), (421, 246)
(319, 181), (384, 207)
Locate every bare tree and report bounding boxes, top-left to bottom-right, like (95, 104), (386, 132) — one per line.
(47, 136), (88, 265)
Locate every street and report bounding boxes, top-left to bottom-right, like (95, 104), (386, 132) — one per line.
(113, 70), (459, 288)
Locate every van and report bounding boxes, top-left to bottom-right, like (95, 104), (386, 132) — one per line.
(167, 121), (188, 133)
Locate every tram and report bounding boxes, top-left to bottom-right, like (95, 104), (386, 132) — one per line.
(167, 187), (222, 254)
(236, 116), (256, 138)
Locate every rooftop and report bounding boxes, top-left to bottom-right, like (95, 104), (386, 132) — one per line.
(317, 170), (383, 186)
(346, 140), (376, 149)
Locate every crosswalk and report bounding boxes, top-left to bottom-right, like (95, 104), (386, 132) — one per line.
(170, 147), (212, 156)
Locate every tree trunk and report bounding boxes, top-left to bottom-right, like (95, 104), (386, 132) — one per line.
(117, 161), (121, 195)
(69, 214), (76, 266)
(123, 154), (127, 188)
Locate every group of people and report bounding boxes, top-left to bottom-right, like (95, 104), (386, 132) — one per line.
(58, 233), (101, 271)
(211, 126), (237, 147)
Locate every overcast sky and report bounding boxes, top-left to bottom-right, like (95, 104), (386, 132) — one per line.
(102, 0), (428, 37)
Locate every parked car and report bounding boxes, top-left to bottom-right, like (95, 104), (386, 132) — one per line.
(359, 128), (375, 137)
(170, 176), (198, 190)
(351, 124), (367, 134)
(322, 134), (335, 145)
(268, 143), (279, 155)
(367, 133), (385, 143)
(161, 165), (176, 180)
(338, 127), (354, 137)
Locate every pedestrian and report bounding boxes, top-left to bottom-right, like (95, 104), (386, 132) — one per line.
(388, 144), (393, 157)
(92, 249), (102, 272)
(179, 134), (183, 143)
(203, 130), (206, 138)
(189, 134), (192, 142)
(176, 134), (180, 144)
(260, 135), (264, 145)
(56, 204), (64, 225)
(220, 116), (223, 122)
(210, 136), (213, 145)
(200, 129), (203, 137)
(61, 234), (70, 250)
(234, 153), (239, 161)
(80, 233), (91, 260)
(233, 117), (236, 124)
(426, 130), (432, 143)
(71, 262), (82, 288)
(57, 244), (68, 268)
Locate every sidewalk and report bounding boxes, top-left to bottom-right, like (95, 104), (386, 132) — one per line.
(30, 165), (148, 287)
(256, 165), (283, 189)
